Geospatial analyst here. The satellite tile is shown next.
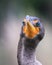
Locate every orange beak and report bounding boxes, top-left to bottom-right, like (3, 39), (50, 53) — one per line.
(23, 19), (40, 39)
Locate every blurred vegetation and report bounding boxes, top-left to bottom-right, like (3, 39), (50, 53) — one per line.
(0, 0), (52, 21)
(21, 0), (50, 16)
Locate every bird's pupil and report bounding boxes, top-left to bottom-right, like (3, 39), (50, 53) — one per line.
(36, 22), (40, 27)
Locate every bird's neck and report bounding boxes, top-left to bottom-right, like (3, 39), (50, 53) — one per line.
(21, 44), (36, 65)
(24, 46), (36, 59)
(21, 37), (38, 65)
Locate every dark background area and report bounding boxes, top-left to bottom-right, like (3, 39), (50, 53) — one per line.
(0, 0), (52, 21)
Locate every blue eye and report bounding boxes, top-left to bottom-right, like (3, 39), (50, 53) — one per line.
(36, 22), (40, 27)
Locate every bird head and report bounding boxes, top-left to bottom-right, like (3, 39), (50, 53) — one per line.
(22, 15), (41, 39)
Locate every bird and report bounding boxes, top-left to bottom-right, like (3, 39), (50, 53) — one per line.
(17, 15), (45, 65)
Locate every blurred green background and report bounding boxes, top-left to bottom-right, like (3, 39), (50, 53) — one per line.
(0, 0), (52, 65)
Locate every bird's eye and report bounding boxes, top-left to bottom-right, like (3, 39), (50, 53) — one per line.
(36, 22), (40, 27)
(22, 21), (26, 26)
(32, 19), (39, 27)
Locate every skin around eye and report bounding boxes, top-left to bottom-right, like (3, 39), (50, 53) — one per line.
(33, 19), (38, 24)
